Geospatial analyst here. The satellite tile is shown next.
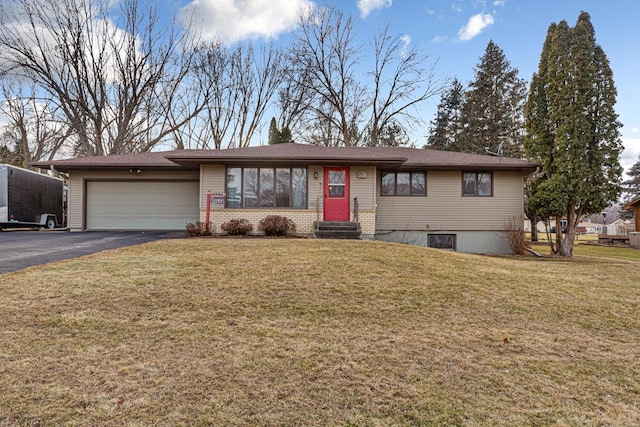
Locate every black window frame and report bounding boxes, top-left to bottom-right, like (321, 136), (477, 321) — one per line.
(225, 166), (308, 209)
(381, 171), (427, 196)
(427, 234), (456, 250)
(462, 171), (493, 197)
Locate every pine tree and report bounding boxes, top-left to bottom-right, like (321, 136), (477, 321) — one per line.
(622, 155), (640, 210)
(378, 121), (409, 147)
(280, 126), (293, 143)
(426, 79), (464, 150)
(525, 11), (623, 256)
(456, 40), (527, 157)
(268, 117), (281, 145)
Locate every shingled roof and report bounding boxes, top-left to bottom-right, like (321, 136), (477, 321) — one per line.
(32, 143), (538, 173)
(31, 151), (180, 172)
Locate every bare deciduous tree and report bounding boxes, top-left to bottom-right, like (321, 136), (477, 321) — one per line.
(286, 6), (367, 147)
(0, 83), (70, 167)
(0, 0), (206, 156)
(284, 7), (443, 147)
(180, 41), (284, 149)
(231, 43), (284, 148)
(276, 62), (313, 138)
(367, 25), (442, 146)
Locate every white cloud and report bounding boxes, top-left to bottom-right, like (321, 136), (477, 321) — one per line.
(182, 0), (315, 44)
(400, 34), (411, 57)
(457, 13), (495, 41)
(621, 136), (640, 176)
(357, 0), (392, 19)
(493, 0), (506, 6)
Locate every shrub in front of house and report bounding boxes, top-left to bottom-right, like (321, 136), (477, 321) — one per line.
(258, 215), (297, 236)
(186, 221), (214, 237)
(504, 216), (526, 255)
(221, 218), (253, 236)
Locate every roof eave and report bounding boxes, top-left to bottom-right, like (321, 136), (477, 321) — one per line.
(400, 162), (539, 174)
(623, 196), (640, 210)
(30, 161), (186, 173)
(166, 156), (407, 168)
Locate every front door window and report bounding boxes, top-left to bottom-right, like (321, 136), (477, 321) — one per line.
(328, 170), (346, 198)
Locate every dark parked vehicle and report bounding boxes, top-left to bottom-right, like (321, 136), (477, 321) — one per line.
(0, 164), (65, 229)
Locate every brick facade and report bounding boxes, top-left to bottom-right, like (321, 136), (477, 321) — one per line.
(200, 209), (375, 235)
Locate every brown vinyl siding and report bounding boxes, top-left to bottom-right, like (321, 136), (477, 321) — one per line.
(349, 166), (376, 211)
(68, 174), (84, 231)
(307, 165), (324, 213)
(375, 170), (524, 231)
(200, 164), (225, 208)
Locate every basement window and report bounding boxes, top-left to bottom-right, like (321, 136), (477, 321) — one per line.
(427, 234), (456, 250)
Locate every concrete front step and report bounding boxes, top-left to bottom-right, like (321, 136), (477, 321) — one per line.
(314, 221), (362, 239)
(314, 230), (362, 239)
(314, 221), (358, 230)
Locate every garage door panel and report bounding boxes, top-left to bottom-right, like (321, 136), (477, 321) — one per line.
(86, 181), (199, 230)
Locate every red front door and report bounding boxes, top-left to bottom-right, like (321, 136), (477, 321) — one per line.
(324, 167), (350, 221)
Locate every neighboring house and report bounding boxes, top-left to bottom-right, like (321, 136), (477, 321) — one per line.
(622, 197), (640, 249)
(524, 218), (604, 235)
(605, 218), (636, 236)
(578, 221), (604, 235)
(33, 143), (537, 254)
(523, 219), (549, 234)
(623, 196), (640, 233)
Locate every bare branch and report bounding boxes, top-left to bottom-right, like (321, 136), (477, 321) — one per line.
(285, 6), (366, 146)
(367, 24), (443, 146)
(0, 0), (205, 155)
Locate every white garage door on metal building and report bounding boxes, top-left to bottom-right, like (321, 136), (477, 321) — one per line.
(86, 181), (200, 230)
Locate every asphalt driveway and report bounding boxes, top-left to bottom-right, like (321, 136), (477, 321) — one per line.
(0, 230), (184, 274)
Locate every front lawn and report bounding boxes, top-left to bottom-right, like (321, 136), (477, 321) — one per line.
(1, 239), (639, 425)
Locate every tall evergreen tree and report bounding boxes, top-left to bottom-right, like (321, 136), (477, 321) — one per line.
(621, 155), (640, 220)
(268, 117), (281, 145)
(268, 117), (293, 144)
(456, 40), (527, 157)
(426, 79), (464, 150)
(622, 155), (640, 201)
(525, 11), (623, 256)
(377, 121), (409, 147)
(280, 126), (293, 144)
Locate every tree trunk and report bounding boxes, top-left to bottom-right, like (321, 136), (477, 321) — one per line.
(558, 206), (579, 257)
(559, 229), (575, 256)
(527, 213), (539, 242)
(554, 217), (563, 255)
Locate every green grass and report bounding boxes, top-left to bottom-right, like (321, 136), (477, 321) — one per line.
(528, 238), (640, 261)
(573, 243), (640, 260)
(1, 239), (639, 426)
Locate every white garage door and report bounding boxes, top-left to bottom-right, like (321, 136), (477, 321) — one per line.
(86, 181), (199, 230)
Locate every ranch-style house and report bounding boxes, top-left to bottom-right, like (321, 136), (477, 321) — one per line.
(34, 143), (538, 254)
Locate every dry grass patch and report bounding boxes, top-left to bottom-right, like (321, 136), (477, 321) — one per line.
(1, 239), (639, 426)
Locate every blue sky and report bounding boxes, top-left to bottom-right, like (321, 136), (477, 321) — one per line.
(176, 0), (640, 173)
